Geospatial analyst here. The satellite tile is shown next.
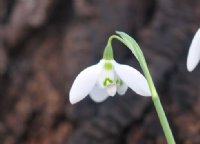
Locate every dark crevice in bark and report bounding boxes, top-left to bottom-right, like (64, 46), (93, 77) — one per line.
(144, 0), (158, 26)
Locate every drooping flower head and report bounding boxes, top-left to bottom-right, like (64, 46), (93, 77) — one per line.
(187, 28), (200, 72)
(69, 34), (151, 104)
(69, 59), (151, 104)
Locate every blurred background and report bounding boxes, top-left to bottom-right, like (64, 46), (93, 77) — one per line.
(0, 0), (200, 144)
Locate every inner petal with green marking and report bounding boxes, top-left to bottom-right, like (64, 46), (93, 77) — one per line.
(116, 78), (123, 86)
(103, 78), (113, 86)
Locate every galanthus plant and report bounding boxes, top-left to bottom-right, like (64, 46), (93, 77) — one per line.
(187, 28), (200, 72)
(69, 31), (175, 144)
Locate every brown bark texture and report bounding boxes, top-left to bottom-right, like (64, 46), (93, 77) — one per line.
(0, 0), (200, 144)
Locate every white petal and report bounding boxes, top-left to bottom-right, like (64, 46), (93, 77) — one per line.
(69, 62), (102, 104)
(106, 84), (117, 96)
(117, 83), (128, 95)
(187, 28), (200, 72)
(89, 86), (108, 102)
(113, 62), (151, 96)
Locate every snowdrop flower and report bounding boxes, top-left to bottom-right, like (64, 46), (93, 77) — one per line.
(187, 28), (200, 72)
(69, 59), (151, 104)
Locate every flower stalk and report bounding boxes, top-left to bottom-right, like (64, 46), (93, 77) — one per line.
(104, 32), (175, 144)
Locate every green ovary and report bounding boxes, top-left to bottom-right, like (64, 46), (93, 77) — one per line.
(104, 62), (113, 70)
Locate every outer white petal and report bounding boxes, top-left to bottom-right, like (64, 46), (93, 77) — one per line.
(117, 83), (128, 95)
(89, 86), (108, 102)
(113, 62), (151, 96)
(187, 29), (200, 72)
(69, 62), (102, 104)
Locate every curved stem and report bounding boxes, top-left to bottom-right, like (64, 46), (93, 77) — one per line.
(105, 34), (175, 144)
(103, 35), (123, 60)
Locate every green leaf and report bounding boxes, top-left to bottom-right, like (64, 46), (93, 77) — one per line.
(116, 31), (144, 60)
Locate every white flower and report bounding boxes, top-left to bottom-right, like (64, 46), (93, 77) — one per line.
(69, 59), (151, 104)
(187, 28), (200, 72)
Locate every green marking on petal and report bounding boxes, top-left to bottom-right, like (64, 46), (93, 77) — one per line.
(104, 62), (113, 70)
(103, 78), (113, 86)
(116, 79), (123, 86)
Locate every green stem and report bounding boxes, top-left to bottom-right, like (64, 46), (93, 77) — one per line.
(142, 63), (175, 144)
(105, 35), (175, 144)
